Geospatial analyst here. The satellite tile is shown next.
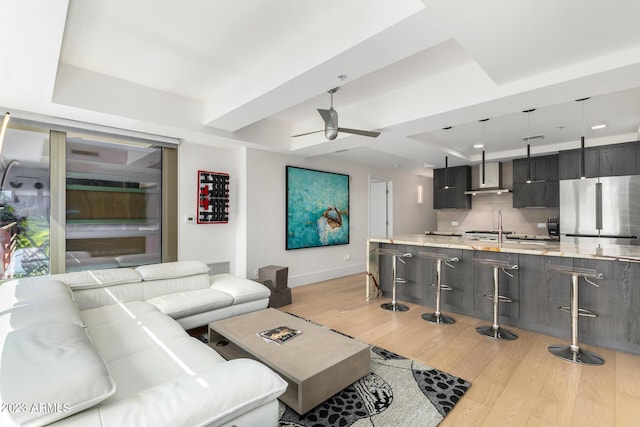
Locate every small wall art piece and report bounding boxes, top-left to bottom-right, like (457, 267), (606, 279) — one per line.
(197, 170), (229, 224)
(286, 166), (349, 250)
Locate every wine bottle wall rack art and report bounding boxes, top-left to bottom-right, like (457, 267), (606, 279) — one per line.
(197, 170), (229, 224)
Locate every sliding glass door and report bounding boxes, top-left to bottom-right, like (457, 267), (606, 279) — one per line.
(0, 125), (51, 278)
(65, 136), (162, 272)
(0, 119), (176, 279)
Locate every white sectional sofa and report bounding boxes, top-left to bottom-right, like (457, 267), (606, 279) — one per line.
(0, 261), (287, 427)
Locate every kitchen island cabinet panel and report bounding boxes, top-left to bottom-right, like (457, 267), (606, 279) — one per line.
(368, 236), (640, 355)
(517, 255), (572, 329)
(471, 251), (520, 321)
(621, 262), (640, 347)
(436, 248), (474, 313)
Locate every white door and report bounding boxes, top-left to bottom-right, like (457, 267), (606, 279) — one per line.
(369, 178), (393, 238)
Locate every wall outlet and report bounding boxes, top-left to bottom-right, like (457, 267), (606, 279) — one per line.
(253, 268), (258, 277)
(537, 223), (546, 228)
(451, 221), (459, 226)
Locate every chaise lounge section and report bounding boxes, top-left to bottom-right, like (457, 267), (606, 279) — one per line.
(0, 261), (287, 426)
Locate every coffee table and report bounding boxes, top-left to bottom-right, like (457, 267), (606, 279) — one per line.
(208, 308), (370, 414)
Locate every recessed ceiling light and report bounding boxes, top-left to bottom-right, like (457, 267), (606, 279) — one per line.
(473, 144), (484, 149)
(590, 124), (607, 130)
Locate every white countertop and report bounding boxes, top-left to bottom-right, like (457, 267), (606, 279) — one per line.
(368, 234), (640, 263)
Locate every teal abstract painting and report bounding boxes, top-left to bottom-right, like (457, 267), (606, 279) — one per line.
(286, 166), (349, 250)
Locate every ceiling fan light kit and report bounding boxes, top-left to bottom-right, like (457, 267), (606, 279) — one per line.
(292, 87), (380, 140)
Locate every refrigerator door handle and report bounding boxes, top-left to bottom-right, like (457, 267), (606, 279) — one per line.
(595, 182), (603, 231)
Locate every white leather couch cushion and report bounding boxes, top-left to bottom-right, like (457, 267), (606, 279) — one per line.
(142, 274), (211, 300)
(0, 296), (84, 330)
(0, 278), (72, 305)
(82, 305), (188, 363)
(52, 268), (142, 290)
(80, 301), (159, 328)
(146, 288), (234, 319)
(210, 273), (271, 304)
(90, 359), (287, 427)
(0, 323), (116, 427)
(72, 282), (146, 311)
(135, 260), (210, 280)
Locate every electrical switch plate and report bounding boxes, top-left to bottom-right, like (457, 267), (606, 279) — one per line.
(452, 221), (459, 226)
(537, 223), (546, 228)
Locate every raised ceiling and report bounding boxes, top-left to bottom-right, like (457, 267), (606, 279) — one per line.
(2, 0), (640, 174)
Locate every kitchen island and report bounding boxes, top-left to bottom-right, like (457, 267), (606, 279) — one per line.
(367, 234), (640, 355)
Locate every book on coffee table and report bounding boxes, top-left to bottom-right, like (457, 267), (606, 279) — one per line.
(258, 326), (302, 345)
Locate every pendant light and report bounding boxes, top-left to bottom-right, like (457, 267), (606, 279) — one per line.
(443, 127), (452, 189)
(479, 119), (489, 186)
(523, 108), (535, 183)
(576, 97), (590, 179)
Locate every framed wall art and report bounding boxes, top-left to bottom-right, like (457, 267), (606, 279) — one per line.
(286, 166), (349, 250)
(197, 170), (229, 224)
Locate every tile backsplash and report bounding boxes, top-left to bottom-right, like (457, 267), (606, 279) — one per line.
(435, 161), (560, 235)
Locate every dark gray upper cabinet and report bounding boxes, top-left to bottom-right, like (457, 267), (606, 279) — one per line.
(512, 154), (559, 207)
(559, 140), (640, 179)
(433, 165), (471, 209)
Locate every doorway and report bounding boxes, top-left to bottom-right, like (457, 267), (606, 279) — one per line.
(369, 176), (393, 238)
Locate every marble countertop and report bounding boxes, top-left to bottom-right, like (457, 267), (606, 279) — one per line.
(368, 234), (640, 263)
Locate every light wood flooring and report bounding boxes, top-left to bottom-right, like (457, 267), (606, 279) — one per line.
(279, 273), (640, 426)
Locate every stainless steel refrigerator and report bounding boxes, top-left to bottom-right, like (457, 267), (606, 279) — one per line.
(560, 175), (640, 245)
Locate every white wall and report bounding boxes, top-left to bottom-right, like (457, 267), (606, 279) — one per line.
(245, 149), (436, 286)
(177, 141), (436, 286)
(177, 141), (244, 274)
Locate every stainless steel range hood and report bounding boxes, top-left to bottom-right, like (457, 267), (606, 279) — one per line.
(464, 161), (511, 195)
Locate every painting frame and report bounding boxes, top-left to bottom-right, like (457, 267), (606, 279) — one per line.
(197, 170), (229, 224)
(286, 166), (350, 250)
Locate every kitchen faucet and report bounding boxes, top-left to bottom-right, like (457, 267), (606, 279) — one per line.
(497, 210), (503, 244)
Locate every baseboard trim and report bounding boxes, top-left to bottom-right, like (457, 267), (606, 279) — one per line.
(288, 263), (366, 287)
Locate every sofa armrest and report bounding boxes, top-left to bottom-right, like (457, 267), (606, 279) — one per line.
(93, 359), (287, 427)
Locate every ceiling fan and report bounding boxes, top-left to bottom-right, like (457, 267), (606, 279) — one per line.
(292, 87), (380, 140)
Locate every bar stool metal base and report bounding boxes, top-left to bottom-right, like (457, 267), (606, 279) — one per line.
(422, 312), (455, 324)
(476, 325), (518, 340)
(381, 302), (409, 312)
(548, 345), (604, 365)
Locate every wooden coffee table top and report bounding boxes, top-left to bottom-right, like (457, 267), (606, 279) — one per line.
(209, 308), (369, 382)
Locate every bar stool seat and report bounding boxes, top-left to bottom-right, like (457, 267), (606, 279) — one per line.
(473, 257), (518, 340)
(378, 248), (413, 312)
(547, 264), (604, 366)
(419, 251), (459, 325)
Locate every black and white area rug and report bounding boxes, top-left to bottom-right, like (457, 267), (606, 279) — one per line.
(278, 345), (470, 427)
(197, 318), (471, 427)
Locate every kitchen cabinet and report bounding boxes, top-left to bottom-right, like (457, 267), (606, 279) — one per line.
(559, 140), (640, 179)
(433, 165), (471, 209)
(370, 238), (640, 355)
(512, 154), (559, 207)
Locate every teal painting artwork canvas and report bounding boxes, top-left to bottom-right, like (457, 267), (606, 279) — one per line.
(286, 166), (349, 250)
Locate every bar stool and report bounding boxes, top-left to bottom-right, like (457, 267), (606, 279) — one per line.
(547, 264), (604, 365)
(419, 251), (459, 324)
(378, 248), (413, 312)
(473, 257), (519, 340)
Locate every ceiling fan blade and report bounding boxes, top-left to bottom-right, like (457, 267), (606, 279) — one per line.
(317, 108), (338, 127)
(291, 129), (324, 137)
(338, 127), (381, 138)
